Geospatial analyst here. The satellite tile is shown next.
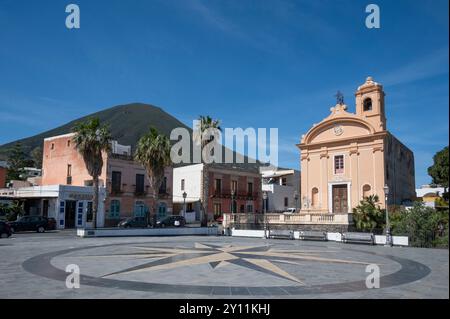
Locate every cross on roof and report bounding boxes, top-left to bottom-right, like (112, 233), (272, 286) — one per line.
(335, 91), (344, 105)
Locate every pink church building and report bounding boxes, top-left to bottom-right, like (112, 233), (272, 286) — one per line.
(297, 77), (415, 230)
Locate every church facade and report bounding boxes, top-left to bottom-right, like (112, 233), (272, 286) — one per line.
(297, 77), (415, 220)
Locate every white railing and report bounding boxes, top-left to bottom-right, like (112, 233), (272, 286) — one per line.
(223, 212), (352, 227)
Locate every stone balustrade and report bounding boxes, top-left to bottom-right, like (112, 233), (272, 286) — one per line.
(223, 212), (352, 228)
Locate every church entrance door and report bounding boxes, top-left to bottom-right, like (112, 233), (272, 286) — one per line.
(332, 184), (348, 213)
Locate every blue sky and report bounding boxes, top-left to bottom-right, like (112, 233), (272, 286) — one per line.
(0, 0), (448, 187)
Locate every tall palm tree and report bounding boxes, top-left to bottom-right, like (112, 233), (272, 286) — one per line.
(134, 127), (171, 226)
(73, 117), (111, 229)
(195, 115), (221, 148)
(195, 115), (221, 226)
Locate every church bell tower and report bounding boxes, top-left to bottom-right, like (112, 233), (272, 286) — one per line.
(355, 76), (386, 131)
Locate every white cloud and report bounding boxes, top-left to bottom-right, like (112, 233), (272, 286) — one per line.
(382, 47), (449, 86)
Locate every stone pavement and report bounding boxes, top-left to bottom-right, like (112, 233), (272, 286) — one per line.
(0, 230), (448, 298)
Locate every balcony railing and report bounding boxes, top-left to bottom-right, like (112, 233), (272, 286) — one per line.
(134, 189), (146, 196)
(110, 185), (122, 195)
(223, 212), (352, 228)
(158, 187), (171, 199)
(211, 191), (260, 200)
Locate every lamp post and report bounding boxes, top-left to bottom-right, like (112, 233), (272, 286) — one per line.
(231, 189), (236, 215)
(383, 185), (392, 247)
(182, 191), (187, 218)
(294, 191), (299, 212)
(263, 191), (268, 239)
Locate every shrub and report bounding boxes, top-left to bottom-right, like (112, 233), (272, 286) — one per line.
(391, 202), (448, 248)
(352, 195), (385, 232)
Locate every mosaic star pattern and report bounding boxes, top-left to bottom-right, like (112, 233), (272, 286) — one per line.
(83, 243), (370, 285)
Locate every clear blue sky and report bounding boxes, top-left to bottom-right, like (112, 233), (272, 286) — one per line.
(0, 0), (448, 187)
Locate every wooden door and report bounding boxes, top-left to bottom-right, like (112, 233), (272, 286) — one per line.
(332, 185), (348, 213)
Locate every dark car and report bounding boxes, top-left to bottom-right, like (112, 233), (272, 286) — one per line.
(0, 221), (12, 238)
(8, 216), (56, 233)
(155, 215), (186, 228)
(117, 217), (149, 228)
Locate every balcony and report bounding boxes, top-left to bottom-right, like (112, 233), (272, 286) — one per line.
(110, 185), (123, 196)
(158, 187), (171, 199)
(211, 191), (260, 200)
(134, 189), (146, 196)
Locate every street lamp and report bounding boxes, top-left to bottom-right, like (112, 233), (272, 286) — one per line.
(383, 185), (392, 247)
(182, 191), (187, 218)
(293, 191), (299, 212)
(231, 189), (236, 215)
(263, 191), (268, 239)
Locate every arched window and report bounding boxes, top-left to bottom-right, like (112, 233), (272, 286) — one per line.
(363, 184), (371, 198)
(312, 187), (319, 207)
(363, 98), (372, 111)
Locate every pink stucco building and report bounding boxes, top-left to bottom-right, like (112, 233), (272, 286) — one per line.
(0, 162), (7, 188)
(42, 133), (173, 227)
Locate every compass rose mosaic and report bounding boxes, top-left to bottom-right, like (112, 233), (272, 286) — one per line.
(22, 241), (431, 296)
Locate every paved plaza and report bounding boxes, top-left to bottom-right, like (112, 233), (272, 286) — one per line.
(0, 231), (448, 299)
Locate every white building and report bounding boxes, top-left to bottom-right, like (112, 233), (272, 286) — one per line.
(260, 167), (301, 212)
(173, 163), (263, 223)
(172, 164), (203, 222)
(22, 167), (42, 178)
(416, 184), (447, 208)
(0, 185), (106, 229)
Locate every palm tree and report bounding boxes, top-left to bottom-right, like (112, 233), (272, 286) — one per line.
(352, 195), (385, 232)
(73, 117), (111, 229)
(195, 115), (222, 226)
(195, 115), (222, 148)
(134, 127), (171, 226)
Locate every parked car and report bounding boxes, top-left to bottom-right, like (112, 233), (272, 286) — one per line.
(283, 208), (297, 214)
(8, 216), (56, 233)
(155, 215), (186, 228)
(117, 217), (149, 228)
(0, 221), (12, 238)
(47, 217), (57, 230)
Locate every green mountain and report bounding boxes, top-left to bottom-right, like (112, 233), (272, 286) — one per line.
(0, 103), (262, 172)
(0, 103), (189, 160)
